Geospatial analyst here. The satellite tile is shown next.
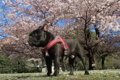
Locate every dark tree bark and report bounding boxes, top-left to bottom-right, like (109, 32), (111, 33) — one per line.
(101, 56), (106, 69)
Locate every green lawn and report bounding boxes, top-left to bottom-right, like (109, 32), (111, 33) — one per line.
(0, 69), (120, 80)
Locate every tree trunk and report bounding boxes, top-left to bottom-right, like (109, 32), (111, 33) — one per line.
(101, 56), (105, 69)
(88, 57), (93, 70)
(88, 50), (95, 70)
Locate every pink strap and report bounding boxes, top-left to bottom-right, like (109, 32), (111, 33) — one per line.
(45, 36), (69, 50)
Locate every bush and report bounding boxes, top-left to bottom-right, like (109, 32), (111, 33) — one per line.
(0, 53), (28, 73)
(11, 59), (28, 73)
(0, 52), (43, 73)
(0, 54), (13, 73)
(105, 56), (120, 69)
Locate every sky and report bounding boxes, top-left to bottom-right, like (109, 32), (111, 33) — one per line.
(0, 0), (9, 26)
(0, 29), (10, 39)
(55, 18), (77, 27)
(0, 0), (9, 39)
(0, 0), (32, 39)
(0, 0), (17, 39)
(0, 0), (32, 27)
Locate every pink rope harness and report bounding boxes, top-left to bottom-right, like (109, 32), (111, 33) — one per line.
(44, 36), (69, 50)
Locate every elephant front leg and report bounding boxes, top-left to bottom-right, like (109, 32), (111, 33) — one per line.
(45, 56), (52, 76)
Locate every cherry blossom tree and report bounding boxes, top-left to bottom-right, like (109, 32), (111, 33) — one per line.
(1, 0), (120, 70)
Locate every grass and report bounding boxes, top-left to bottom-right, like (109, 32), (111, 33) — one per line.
(0, 69), (120, 80)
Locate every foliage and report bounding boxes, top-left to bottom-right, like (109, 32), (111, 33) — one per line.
(10, 58), (28, 73)
(0, 51), (43, 73)
(94, 54), (120, 69)
(0, 53), (12, 73)
(0, 53), (26, 73)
